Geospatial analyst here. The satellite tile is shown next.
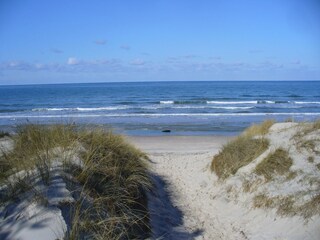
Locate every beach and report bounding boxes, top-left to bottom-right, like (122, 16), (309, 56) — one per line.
(128, 129), (320, 240)
(1, 82), (320, 239)
(1, 122), (320, 239)
(1, 0), (320, 238)
(129, 135), (235, 239)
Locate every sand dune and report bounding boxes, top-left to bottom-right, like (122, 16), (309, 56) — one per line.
(129, 123), (320, 239)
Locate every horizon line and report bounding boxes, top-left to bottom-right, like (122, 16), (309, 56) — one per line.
(1, 79), (320, 87)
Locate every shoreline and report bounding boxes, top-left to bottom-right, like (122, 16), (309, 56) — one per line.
(127, 135), (233, 153)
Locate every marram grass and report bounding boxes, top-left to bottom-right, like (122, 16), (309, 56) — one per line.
(211, 136), (269, 179)
(211, 120), (274, 180)
(242, 119), (275, 137)
(0, 124), (152, 239)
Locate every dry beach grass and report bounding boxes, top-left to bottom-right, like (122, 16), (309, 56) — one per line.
(0, 124), (151, 239)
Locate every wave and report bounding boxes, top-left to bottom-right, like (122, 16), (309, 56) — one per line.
(160, 101), (174, 104)
(171, 106), (253, 110)
(24, 101), (320, 113)
(160, 100), (257, 104)
(2, 112), (320, 118)
(295, 101), (320, 104)
(161, 100), (320, 105)
(207, 101), (257, 104)
(32, 106), (130, 112)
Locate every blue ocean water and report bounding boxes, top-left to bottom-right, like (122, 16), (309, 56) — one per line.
(0, 81), (319, 135)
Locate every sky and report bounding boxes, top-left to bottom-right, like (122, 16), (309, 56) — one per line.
(0, 0), (320, 85)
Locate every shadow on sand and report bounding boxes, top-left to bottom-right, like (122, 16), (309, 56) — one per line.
(148, 174), (203, 240)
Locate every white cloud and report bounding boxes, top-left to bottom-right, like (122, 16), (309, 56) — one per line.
(67, 57), (79, 65)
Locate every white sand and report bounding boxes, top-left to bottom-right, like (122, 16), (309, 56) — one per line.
(128, 129), (320, 240)
(1, 123), (319, 239)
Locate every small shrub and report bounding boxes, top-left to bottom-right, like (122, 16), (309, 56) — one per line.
(255, 148), (293, 181)
(211, 136), (269, 179)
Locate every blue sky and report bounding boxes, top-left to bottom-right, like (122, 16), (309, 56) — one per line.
(0, 0), (319, 84)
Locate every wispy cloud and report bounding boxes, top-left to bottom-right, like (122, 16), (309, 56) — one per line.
(182, 54), (197, 59)
(208, 56), (222, 60)
(290, 60), (301, 65)
(67, 57), (80, 65)
(130, 58), (145, 66)
(51, 48), (63, 54)
(120, 45), (131, 50)
(1, 57), (317, 81)
(94, 40), (107, 45)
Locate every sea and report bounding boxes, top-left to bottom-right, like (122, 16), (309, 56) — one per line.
(0, 81), (319, 136)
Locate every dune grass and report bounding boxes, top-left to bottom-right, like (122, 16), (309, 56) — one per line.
(295, 119), (320, 138)
(211, 120), (275, 180)
(242, 119), (275, 137)
(0, 124), (152, 239)
(211, 136), (269, 179)
(67, 130), (152, 239)
(311, 119), (320, 130)
(253, 194), (295, 216)
(255, 148), (293, 181)
(253, 192), (320, 218)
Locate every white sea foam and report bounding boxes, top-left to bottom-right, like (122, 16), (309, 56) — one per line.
(2, 112), (320, 119)
(207, 101), (257, 104)
(32, 108), (70, 111)
(32, 106), (130, 112)
(76, 106), (129, 111)
(171, 106), (253, 110)
(295, 101), (320, 104)
(160, 101), (174, 104)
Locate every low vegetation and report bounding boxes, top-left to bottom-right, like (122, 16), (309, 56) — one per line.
(255, 148), (293, 181)
(253, 194), (295, 216)
(242, 119), (275, 137)
(0, 124), (152, 239)
(68, 130), (151, 239)
(253, 192), (320, 218)
(211, 120), (320, 221)
(211, 120), (274, 180)
(211, 136), (269, 179)
(294, 119), (320, 139)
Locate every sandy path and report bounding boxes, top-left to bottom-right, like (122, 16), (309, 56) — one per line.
(128, 136), (247, 240)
